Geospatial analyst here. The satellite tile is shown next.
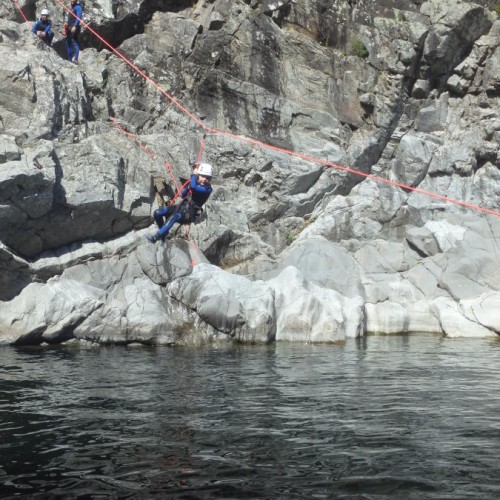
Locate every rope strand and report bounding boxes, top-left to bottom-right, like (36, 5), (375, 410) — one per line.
(11, 0), (500, 219)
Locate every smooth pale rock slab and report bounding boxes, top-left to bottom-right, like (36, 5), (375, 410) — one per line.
(271, 237), (365, 298)
(73, 276), (193, 345)
(405, 226), (440, 257)
(168, 263), (276, 343)
(432, 297), (497, 338)
(0, 280), (104, 345)
(366, 300), (441, 334)
(460, 292), (500, 334)
(270, 266), (364, 342)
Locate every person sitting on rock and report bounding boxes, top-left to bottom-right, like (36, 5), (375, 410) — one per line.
(65, 0), (83, 64)
(146, 163), (213, 243)
(32, 9), (54, 46)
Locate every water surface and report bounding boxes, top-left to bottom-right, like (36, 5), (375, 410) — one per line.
(1, 334), (500, 499)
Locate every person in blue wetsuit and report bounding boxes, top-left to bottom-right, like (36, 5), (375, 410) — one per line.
(146, 163), (214, 243)
(32, 9), (54, 46)
(65, 0), (83, 64)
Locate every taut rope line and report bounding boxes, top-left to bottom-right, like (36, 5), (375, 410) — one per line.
(12, 0), (500, 219)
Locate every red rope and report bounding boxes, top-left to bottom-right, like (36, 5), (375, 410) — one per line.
(188, 232), (200, 267)
(163, 161), (180, 193)
(12, 0), (31, 26)
(110, 117), (190, 208)
(194, 135), (206, 168)
(204, 127), (500, 218)
(168, 177), (189, 206)
(11, 0), (500, 219)
(50, 0), (206, 129)
(110, 116), (158, 158)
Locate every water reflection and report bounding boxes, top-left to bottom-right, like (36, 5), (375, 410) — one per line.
(1, 335), (500, 498)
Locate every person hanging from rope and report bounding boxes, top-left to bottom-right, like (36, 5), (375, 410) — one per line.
(145, 163), (213, 243)
(63, 0), (83, 64)
(32, 9), (54, 46)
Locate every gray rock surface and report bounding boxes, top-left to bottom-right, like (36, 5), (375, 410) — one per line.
(0, 0), (499, 345)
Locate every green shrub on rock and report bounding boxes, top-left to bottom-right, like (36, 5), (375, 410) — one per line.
(350, 38), (369, 58)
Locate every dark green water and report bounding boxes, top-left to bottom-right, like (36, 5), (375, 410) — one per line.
(1, 334), (500, 499)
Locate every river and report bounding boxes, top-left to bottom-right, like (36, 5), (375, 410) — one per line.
(1, 334), (500, 499)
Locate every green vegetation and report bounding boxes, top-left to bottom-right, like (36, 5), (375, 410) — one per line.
(350, 38), (369, 58)
(495, 3), (500, 18)
(285, 230), (296, 245)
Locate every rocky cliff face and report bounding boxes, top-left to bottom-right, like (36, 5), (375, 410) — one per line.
(0, 0), (499, 345)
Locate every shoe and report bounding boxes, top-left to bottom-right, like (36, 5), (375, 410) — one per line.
(145, 233), (158, 243)
(72, 58), (79, 65)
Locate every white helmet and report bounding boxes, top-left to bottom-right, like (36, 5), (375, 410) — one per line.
(41, 8), (50, 16)
(198, 163), (213, 177)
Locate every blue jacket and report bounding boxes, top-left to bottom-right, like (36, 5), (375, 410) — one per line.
(68, 4), (83, 28)
(181, 174), (212, 207)
(32, 18), (52, 35)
